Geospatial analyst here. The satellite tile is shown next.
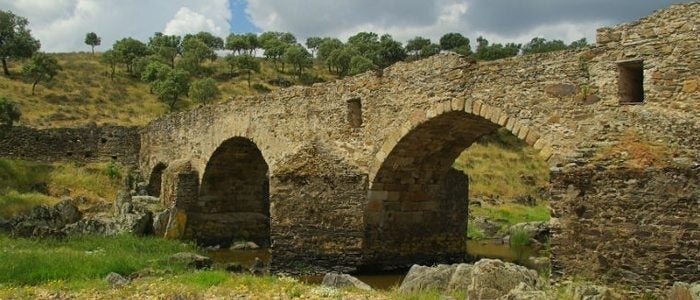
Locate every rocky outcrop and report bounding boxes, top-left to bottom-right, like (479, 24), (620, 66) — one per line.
(398, 259), (539, 299)
(9, 199), (82, 238)
(321, 273), (372, 291)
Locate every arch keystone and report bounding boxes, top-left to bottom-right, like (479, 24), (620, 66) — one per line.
(464, 99), (474, 114)
(472, 101), (483, 115)
(451, 98), (465, 111)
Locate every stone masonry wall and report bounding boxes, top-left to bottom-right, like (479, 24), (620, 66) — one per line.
(139, 2), (699, 288)
(550, 166), (699, 288)
(0, 124), (141, 166)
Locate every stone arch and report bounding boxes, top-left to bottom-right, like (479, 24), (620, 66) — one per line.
(186, 137), (270, 247)
(363, 99), (553, 268)
(147, 162), (168, 197)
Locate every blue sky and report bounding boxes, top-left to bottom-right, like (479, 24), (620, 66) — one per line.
(229, 0), (259, 33)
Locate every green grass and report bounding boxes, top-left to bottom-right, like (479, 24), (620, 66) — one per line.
(454, 128), (550, 202)
(0, 158), (122, 218)
(0, 190), (55, 218)
(174, 270), (230, 289)
(0, 234), (198, 285)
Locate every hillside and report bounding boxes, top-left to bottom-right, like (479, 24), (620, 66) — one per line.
(0, 52), (335, 128)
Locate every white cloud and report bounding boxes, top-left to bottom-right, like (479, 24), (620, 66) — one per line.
(0, 0), (231, 52)
(164, 7), (225, 36)
(245, 0), (681, 46)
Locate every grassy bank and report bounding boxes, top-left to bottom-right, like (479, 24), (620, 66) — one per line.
(0, 234), (198, 285)
(454, 128), (551, 239)
(0, 158), (122, 218)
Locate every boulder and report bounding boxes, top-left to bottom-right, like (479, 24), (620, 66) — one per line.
(115, 211), (153, 235)
(105, 272), (129, 288)
(63, 217), (116, 235)
(500, 282), (547, 300)
(670, 282), (700, 300)
(398, 259), (539, 298)
(321, 272), (372, 291)
(152, 209), (170, 237)
(54, 199), (82, 224)
(169, 252), (212, 269)
(230, 241), (260, 250)
(446, 264), (474, 291)
(468, 259), (539, 300)
(568, 284), (623, 300)
(399, 264), (458, 292)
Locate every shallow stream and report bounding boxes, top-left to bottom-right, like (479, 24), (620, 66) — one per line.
(207, 240), (540, 290)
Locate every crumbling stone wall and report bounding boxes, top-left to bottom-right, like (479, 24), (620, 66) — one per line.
(0, 124), (140, 166)
(139, 2), (699, 288)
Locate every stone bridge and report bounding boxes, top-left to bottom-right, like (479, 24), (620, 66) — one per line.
(139, 3), (699, 288)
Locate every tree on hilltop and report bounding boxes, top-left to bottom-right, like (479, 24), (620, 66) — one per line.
(0, 10), (41, 76)
(189, 77), (220, 104)
(283, 44), (312, 79)
(84, 32), (101, 55)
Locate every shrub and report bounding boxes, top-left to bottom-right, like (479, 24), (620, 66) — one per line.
(0, 96), (21, 129)
(509, 228), (531, 263)
(104, 161), (120, 179)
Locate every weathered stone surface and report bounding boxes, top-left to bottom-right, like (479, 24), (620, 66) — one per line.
(545, 83), (577, 98)
(54, 199), (82, 225)
(468, 259), (540, 300)
(399, 264), (458, 292)
(500, 282), (547, 300)
(105, 272), (129, 288)
(0, 124), (139, 166)
(321, 272), (372, 291)
(399, 260), (539, 299)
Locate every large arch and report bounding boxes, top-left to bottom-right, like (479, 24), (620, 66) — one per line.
(186, 137), (270, 247)
(363, 108), (544, 268)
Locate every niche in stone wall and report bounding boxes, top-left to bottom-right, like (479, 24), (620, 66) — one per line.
(617, 59), (644, 103)
(347, 97), (362, 128)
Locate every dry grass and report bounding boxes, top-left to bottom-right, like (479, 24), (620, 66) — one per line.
(0, 53), (339, 128)
(0, 158), (122, 217)
(453, 128), (550, 201)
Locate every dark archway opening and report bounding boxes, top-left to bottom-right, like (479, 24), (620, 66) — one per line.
(190, 137), (270, 248)
(363, 111), (500, 269)
(147, 163), (167, 197)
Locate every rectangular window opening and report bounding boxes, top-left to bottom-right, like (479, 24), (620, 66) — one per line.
(347, 98), (362, 128)
(617, 59), (644, 104)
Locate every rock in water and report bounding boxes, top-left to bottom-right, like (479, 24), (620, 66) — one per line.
(169, 252), (212, 269)
(322, 272), (372, 291)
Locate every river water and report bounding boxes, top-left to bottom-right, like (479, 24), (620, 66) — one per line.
(208, 240), (540, 290)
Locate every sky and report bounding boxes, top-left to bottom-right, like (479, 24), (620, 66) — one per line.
(0, 0), (688, 53)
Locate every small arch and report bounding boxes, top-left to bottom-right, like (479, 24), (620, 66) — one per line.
(192, 137), (270, 247)
(147, 162), (168, 197)
(347, 97), (362, 128)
